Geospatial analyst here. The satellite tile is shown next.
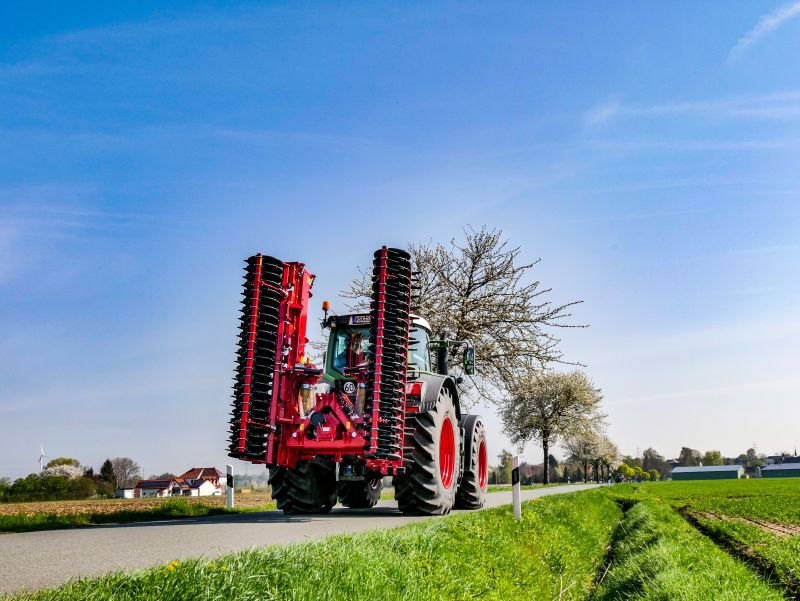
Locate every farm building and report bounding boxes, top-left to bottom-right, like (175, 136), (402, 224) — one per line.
(134, 479), (175, 498)
(133, 467), (224, 498)
(174, 478), (219, 496)
(178, 467), (223, 494)
(761, 463), (800, 478)
(765, 455), (800, 465)
(672, 465), (744, 480)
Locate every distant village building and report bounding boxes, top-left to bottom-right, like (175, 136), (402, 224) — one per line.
(671, 465), (744, 480)
(761, 463), (800, 478)
(765, 455), (800, 465)
(133, 467), (224, 498)
(177, 467), (223, 492)
(134, 479), (175, 498)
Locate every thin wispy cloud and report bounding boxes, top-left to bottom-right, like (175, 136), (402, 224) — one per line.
(0, 223), (19, 284)
(616, 376), (800, 406)
(584, 137), (800, 153)
(729, 1), (800, 60)
(583, 98), (622, 127)
(583, 90), (800, 126)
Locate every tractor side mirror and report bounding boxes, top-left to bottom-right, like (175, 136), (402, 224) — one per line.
(463, 347), (475, 375)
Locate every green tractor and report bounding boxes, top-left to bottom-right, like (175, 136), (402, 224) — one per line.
(315, 311), (488, 514)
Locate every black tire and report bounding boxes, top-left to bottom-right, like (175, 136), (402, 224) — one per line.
(455, 414), (487, 509)
(338, 477), (383, 508)
(268, 458), (337, 514)
(395, 385), (459, 515)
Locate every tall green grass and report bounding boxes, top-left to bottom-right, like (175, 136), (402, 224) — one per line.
(592, 500), (783, 601)
(9, 492), (621, 601)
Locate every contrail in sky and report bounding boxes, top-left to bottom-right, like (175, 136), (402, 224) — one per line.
(730, 1), (800, 60)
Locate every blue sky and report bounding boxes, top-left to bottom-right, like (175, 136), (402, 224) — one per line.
(2, 2), (799, 478)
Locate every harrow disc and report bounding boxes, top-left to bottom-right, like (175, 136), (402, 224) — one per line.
(228, 254), (285, 461)
(364, 247), (413, 460)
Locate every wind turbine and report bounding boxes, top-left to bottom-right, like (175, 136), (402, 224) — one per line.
(38, 444), (49, 472)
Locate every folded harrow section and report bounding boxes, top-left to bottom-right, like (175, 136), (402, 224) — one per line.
(365, 247), (413, 467)
(228, 254), (285, 462)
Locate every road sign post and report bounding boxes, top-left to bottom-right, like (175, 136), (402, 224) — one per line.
(512, 455), (521, 521)
(226, 464), (234, 509)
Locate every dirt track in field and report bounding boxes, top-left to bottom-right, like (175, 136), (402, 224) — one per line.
(691, 510), (800, 537)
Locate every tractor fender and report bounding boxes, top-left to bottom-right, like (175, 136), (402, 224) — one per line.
(416, 374), (462, 420)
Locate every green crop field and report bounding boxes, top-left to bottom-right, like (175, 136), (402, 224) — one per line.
(6, 480), (800, 600)
(608, 478), (800, 598)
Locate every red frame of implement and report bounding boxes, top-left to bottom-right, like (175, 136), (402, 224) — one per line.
(234, 249), (410, 476)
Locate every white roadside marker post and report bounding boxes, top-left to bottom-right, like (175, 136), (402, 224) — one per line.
(226, 464), (235, 509)
(512, 455), (521, 521)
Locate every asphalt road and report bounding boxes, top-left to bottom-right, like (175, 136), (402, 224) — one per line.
(0, 484), (599, 595)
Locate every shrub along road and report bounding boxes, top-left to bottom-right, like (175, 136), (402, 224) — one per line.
(0, 483), (598, 595)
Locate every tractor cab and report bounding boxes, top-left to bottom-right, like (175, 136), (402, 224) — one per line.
(323, 313), (434, 382)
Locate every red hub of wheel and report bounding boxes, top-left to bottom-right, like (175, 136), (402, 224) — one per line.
(478, 440), (488, 489)
(439, 417), (456, 489)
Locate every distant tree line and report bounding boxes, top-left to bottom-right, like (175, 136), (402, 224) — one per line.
(675, 446), (766, 468)
(610, 445), (770, 483)
(487, 448), (618, 485)
(0, 456), (141, 503)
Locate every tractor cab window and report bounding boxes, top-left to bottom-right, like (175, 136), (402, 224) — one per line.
(409, 327), (431, 372)
(331, 328), (371, 374)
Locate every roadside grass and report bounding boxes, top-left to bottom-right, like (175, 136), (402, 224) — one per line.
(8, 482), (797, 600)
(0, 498), (276, 534)
(591, 499), (784, 601)
(8, 491), (621, 601)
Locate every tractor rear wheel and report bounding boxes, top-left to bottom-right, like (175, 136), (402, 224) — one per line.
(338, 477), (383, 508)
(455, 414), (488, 509)
(268, 458), (337, 514)
(395, 385), (459, 515)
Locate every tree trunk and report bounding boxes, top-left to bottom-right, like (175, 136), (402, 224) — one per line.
(542, 439), (550, 485)
(583, 460), (589, 483)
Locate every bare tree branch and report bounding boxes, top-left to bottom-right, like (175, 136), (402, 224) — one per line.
(342, 226), (586, 408)
(110, 457), (141, 488)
